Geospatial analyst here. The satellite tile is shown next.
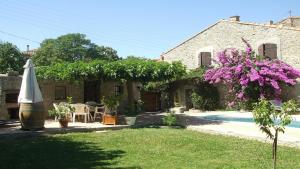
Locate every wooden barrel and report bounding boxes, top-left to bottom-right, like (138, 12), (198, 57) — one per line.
(19, 102), (45, 130)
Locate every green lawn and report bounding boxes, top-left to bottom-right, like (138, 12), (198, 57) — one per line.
(1, 128), (300, 169)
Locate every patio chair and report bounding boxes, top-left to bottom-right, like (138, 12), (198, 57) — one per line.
(86, 104), (96, 121)
(72, 104), (92, 123)
(53, 103), (59, 122)
(94, 106), (104, 120)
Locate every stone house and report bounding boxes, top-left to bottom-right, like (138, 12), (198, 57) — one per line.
(0, 73), (141, 120)
(161, 16), (300, 108)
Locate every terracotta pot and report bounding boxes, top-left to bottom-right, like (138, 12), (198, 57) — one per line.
(58, 119), (69, 128)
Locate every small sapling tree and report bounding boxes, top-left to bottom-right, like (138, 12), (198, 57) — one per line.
(253, 99), (298, 169)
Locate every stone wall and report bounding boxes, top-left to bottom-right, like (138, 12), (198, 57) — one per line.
(39, 80), (84, 113)
(0, 75), (22, 120)
(162, 20), (300, 70)
(162, 19), (300, 106)
(100, 81), (141, 111)
(0, 77), (141, 120)
(41, 80), (141, 115)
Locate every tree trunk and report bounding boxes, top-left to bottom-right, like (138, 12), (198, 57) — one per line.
(273, 129), (279, 169)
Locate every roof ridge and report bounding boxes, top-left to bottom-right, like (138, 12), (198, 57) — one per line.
(223, 19), (300, 31)
(162, 21), (222, 56)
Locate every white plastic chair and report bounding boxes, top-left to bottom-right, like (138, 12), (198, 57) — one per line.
(53, 103), (59, 122)
(72, 104), (92, 123)
(94, 106), (104, 120)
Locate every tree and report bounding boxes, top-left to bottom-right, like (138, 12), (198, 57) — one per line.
(33, 33), (119, 66)
(253, 99), (297, 169)
(90, 46), (119, 60)
(204, 39), (300, 109)
(125, 55), (149, 60)
(0, 42), (26, 74)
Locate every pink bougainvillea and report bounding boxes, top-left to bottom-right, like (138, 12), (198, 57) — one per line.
(204, 39), (300, 107)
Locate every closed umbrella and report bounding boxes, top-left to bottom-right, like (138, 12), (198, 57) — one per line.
(18, 59), (45, 130)
(18, 59), (43, 103)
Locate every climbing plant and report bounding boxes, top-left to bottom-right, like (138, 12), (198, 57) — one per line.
(36, 59), (186, 82)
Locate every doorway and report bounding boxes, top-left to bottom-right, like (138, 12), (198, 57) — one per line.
(84, 80), (101, 103)
(185, 89), (193, 110)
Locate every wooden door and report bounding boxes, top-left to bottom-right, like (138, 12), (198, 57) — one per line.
(141, 91), (161, 112)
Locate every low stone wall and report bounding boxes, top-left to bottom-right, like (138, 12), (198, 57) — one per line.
(0, 75), (22, 120)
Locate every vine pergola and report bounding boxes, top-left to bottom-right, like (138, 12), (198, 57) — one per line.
(36, 59), (187, 104)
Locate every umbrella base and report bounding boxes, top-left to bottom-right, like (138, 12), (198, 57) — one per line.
(19, 102), (45, 130)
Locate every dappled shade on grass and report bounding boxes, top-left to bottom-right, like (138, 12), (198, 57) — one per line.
(0, 129), (300, 169)
(0, 134), (132, 169)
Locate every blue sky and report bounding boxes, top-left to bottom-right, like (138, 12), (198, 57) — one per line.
(0, 0), (299, 58)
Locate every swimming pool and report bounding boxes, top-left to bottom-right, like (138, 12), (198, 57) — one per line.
(200, 115), (300, 129)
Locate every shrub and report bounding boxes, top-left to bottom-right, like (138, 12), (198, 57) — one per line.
(192, 82), (219, 110)
(124, 99), (144, 117)
(204, 39), (300, 108)
(102, 95), (121, 115)
(191, 91), (203, 109)
(162, 111), (177, 126)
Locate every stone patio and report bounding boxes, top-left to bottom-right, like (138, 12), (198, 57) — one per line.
(1, 111), (300, 149)
(0, 120), (130, 135)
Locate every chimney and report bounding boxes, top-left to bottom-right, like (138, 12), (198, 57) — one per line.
(26, 45), (29, 52)
(269, 20), (274, 25)
(229, 16), (240, 22)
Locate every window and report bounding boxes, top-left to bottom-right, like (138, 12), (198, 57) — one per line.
(114, 85), (123, 96)
(198, 52), (212, 67)
(258, 43), (277, 60)
(55, 86), (66, 100)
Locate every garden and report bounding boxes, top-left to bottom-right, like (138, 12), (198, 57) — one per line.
(1, 128), (300, 169)
(1, 34), (300, 169)
(35, 38), (300, 166)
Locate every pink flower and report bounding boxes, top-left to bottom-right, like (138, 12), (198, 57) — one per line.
(203, 39), (300, 107)
(270, 80), (280, 89)
(237, 92), (244, 99)
(228, 101), (235, 107)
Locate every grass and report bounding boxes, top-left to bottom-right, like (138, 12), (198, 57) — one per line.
(0, 128), (300, 169)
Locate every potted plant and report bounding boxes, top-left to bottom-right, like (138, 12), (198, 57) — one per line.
(48, 97), (74, 128)
(124, 99), (143, 125)
(101, 95), (120, 125)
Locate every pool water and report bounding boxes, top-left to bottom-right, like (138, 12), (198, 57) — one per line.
(201, 115), (300, 129)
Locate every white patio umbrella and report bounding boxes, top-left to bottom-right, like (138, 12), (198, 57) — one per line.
(18, 59), (43, 103)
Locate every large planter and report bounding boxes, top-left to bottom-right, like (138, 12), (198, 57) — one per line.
(19, 102), (45, 130)
(124, 116), (136, 125)
(58, 118), (69, 128)
(102, 114), (117, 125)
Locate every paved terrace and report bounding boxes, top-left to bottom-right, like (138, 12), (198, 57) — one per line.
(1, 111), (300, 149)
(0, 112), (166, 135)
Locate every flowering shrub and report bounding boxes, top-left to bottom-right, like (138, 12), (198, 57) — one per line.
(204, 39), (300, 108)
